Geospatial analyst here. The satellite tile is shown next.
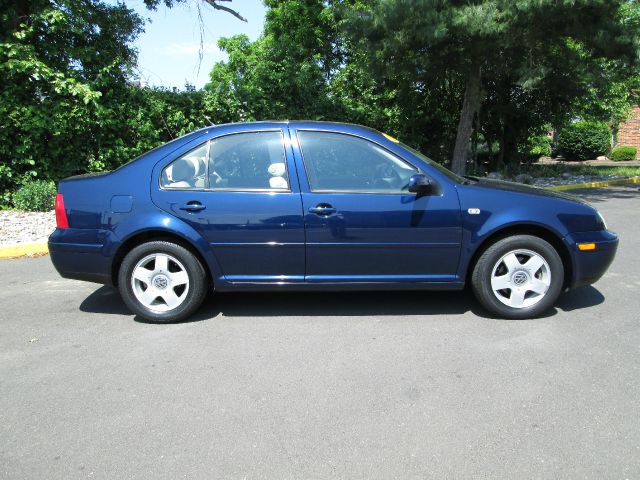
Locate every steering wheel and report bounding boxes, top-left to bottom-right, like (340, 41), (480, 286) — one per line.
(373, 163), (403, 189)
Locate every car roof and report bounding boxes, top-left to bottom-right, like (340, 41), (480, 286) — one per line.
(208, 120), (381, 136)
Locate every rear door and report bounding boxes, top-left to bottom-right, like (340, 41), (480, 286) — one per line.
(151, 127), (305, 283)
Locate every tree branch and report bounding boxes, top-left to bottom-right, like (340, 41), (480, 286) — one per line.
(203, 0), (247, 22)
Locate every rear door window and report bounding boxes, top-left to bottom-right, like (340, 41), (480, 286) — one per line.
(209, 131), (289, 191)
(161, 131), (289, 191)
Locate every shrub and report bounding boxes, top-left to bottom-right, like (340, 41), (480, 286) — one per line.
(13, 180), (57, 211)
(557, 121), (611, 161)
(520, 135), (552, 162)
(610, 146), (637, 162)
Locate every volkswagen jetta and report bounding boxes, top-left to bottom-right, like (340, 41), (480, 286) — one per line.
(49, 121), (618, 322)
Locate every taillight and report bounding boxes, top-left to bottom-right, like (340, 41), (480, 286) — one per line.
(55, 193), (69, 229)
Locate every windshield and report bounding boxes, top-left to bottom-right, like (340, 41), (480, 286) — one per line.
(399, 142), (465, 184)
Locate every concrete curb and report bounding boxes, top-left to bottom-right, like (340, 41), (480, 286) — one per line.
(0, 177), (638, 260)
(0, 242), (50, 259)
(546, 176), (640, 191)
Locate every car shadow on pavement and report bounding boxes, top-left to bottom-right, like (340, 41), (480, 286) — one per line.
(79, 285), (132, 316)
(80, 286), (480, 320)
(195, 290), (482, 320)
(80, 284), (606, 323)
(556, 285), (605, 312)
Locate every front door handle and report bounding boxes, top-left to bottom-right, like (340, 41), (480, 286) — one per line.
(309, 204), (337, 216)
(179, 201), (206, 212)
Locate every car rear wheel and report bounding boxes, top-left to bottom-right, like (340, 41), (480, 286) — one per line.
(471, 235), (564, 319)
(118, 241), (208, 323)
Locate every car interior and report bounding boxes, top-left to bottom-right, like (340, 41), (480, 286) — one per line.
(161, 132), (289, 191)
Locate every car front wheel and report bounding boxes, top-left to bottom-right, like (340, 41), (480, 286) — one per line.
(118, 241), (208, 323)
(471, 235), (564, 319)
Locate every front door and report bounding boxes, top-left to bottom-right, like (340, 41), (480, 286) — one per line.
(293, 130), (462, 283)
(152, 129), (305, 283)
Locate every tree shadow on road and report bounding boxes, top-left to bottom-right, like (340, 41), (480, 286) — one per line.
(570, 185), (639, 203)
(79, 283), (606, 323)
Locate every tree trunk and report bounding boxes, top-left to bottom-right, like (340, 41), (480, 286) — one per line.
(498, 119), (517, 167)
(497, 121), (506, 170)
(451, 60), (482, 176)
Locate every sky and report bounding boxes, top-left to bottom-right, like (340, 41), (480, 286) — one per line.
(122, 0), (267, 89)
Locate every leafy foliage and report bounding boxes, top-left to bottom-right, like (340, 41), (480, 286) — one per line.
(2, 0), (640, 208)
(0, 0), (142, 190)
(557, 122), (612, 161)
(0, 0), (210, 206)
(203, 0), (341, 122)
(519, 135), (553, 163)
(611, 146), (638, 161)
(13, 180), (57, 211)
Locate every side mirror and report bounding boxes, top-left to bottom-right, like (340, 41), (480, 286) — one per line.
(407, 173), (433, 195)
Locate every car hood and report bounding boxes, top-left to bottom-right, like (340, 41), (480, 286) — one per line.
(469, 177), (590, 206)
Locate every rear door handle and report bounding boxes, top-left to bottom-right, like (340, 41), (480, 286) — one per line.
(179, 201), (206, 212)
(308, 204), (337, 216)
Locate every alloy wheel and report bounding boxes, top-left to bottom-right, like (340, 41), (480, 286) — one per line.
(130, 253), (190, 312)
(490, 249), (551, 309)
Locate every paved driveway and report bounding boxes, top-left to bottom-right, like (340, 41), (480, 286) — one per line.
(1, 186), (639, 479)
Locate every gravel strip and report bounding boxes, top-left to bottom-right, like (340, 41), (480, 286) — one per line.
(532, 174), (630, 188)
(0, 210), (56, 246)
(486, 172), (631, 188)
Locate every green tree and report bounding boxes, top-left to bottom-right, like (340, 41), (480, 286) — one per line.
(0, 0), (222, 201)
(345, 0), (640, 173)
(204, 0), (341, 122)
(0, 0), (143, 191)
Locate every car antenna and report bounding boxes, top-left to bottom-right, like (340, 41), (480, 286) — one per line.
(203, 115), (215, 127)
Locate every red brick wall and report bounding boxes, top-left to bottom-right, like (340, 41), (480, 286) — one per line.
(617, 105), (640, 156)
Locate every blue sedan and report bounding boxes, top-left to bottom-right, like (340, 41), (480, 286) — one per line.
(49, 121), (618, 322)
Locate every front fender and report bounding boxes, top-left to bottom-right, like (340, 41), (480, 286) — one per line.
(456, 189), (575, 278)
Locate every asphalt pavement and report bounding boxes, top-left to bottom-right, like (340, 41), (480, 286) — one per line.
(1, 185), (639, 479)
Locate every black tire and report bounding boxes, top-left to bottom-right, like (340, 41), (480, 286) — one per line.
(471, 235), (564, 319)
(118, 241), (208, 323)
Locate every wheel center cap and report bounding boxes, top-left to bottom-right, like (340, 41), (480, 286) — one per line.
(153, 275), (168, 290)
(512, 271), (529, 286)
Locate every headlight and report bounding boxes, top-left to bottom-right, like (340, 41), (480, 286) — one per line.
(596, 211), (607, 230)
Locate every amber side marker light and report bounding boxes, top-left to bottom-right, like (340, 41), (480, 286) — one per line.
(578, 243), (596, 251)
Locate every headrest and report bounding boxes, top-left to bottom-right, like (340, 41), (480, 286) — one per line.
(184, 155), (205, 177)
(269, 176), (288, 189)
(268, 162), (286, 177)
(171, 158), (197, 182)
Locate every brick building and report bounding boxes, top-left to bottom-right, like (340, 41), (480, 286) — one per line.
(617, 105), (640, 158)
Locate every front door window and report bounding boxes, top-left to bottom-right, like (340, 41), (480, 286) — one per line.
(297, 131), (417, 193)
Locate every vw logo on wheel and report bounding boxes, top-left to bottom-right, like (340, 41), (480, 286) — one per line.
(153, 275), (168, 289)
(512, 271), (528, 286)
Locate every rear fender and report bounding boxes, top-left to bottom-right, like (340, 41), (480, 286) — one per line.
(105, 212), (224, 284)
